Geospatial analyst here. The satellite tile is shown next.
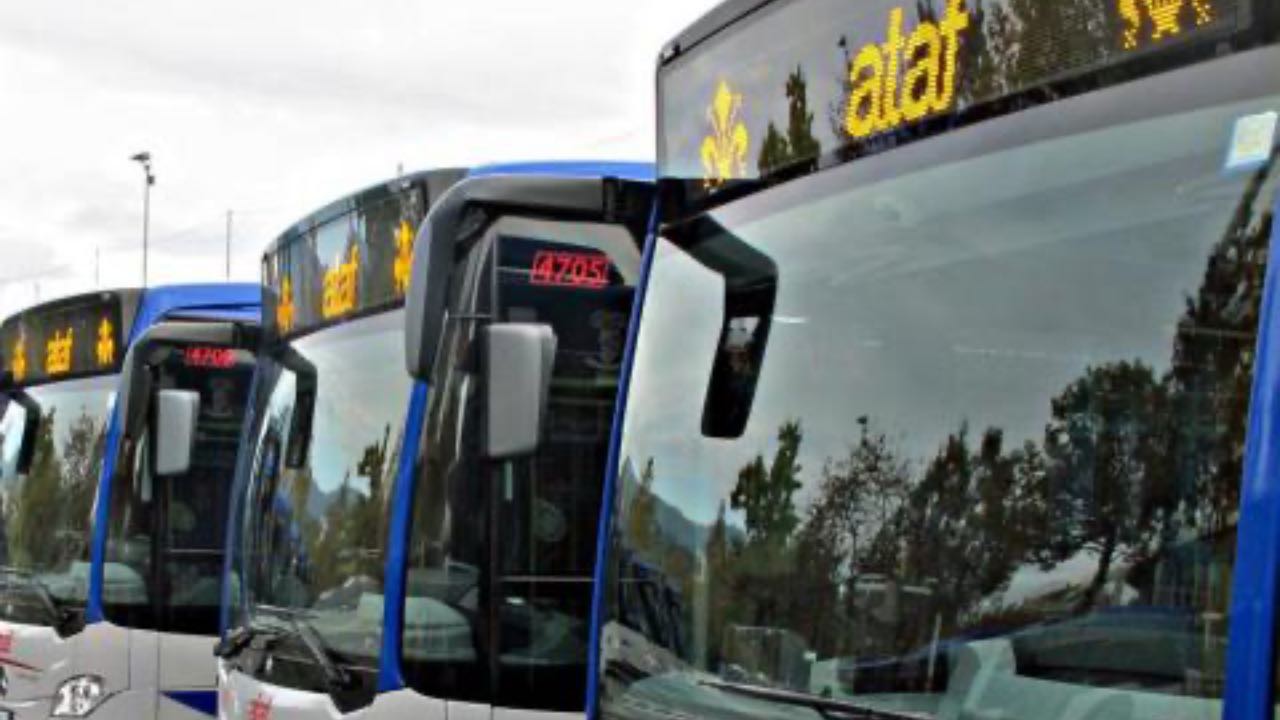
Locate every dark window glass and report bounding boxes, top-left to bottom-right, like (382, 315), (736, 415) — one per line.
(103, 345), (254, 634)
(602, 51), (1280, 720)
(0, 376), (114, 623)
(402, 218), (641, 711)
(235, 310), (408, 688)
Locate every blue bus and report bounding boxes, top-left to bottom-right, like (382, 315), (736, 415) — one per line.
(0, 284), (260, 719)
(216, 162), (654, 720)
(592, 1), (1280, 719)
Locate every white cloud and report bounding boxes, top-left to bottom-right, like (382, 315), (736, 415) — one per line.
(0, 0), (717, 317)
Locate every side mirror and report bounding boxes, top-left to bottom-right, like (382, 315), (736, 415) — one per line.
(154, 390), (200, 476)
(485, 323), (556, 460)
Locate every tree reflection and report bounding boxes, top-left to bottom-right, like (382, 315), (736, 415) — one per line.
(5, 408), (104, 572)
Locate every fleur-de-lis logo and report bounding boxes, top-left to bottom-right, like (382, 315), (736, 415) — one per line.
(700, 80), (750, 190)
(393, 220), (415, 297)
(276, 277), (295, 334)
(10, 335), (26, 383)
(96, 318), (116, 367)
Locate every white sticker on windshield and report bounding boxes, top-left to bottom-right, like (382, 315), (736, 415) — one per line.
(1225, 111), (1277, 173)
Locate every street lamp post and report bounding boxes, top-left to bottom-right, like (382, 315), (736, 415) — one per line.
(130, 152), (155, 286)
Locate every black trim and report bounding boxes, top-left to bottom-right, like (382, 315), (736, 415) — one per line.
(405, 174), (654, 379)
(659, 0), (774, 66)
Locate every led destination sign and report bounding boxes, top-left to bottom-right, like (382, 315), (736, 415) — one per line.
(263, 169), (463, 341)
(662, 0), (1251, 197)
(0, 291), (135, 387)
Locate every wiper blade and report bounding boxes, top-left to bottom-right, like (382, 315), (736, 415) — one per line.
(700, 678), (930, 720)
(255, 605), (353, 692)
(0, 566), (66, 625)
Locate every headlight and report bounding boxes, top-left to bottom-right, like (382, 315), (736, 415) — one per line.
(51, 675), (106, 717)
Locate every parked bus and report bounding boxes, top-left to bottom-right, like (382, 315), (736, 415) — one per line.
(216, 162), (653, 720)
(592, 1), (1280, 719)
(0, 284), (260, 719)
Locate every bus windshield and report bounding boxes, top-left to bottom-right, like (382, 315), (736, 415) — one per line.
(236, 310), (409, 683)
(601, 49), (1280, 720)
(0, 376), (115, 621)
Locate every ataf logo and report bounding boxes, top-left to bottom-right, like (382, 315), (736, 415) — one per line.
(247, 692), (273, 720)
(0, 630), (14, 655)
(321, 246), (360, 320)
(45, 329), (74, 376)
(700, 80), (750, 189)
(1119, 0), (1214, 49)
(844, 0), (969, 139)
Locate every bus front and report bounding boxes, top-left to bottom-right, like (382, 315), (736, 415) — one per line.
(218, 169), (462, 718)
(367, 167), (652, 719)
(0, 292), (137, 719)
(596, 1), (1280, 719)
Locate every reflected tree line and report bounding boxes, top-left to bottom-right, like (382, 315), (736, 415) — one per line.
(3, 408), (104, 573)
(630, 59), (1276, 677)
(271, 423), (402, 603)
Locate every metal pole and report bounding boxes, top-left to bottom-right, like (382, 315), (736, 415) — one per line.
(225, 210), (233, 280)
(131, 152), (154, 287)
(142, 173), (150, 286)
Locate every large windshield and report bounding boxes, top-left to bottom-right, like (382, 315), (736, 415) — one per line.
(0, 376), (115, 620)
(602, 51), (1280, 720)
(236, 310), (408, 678)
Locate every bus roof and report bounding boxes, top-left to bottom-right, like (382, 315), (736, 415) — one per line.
(468, 161), (654, 182)
(131, 283), (260, 342)
(265, 168), (466, 259)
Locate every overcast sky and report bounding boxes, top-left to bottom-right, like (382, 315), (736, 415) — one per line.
(0, 0), (718, 318)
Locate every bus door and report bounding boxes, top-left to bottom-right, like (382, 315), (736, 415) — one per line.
(107, 320), (257, 718)
(396, 173), (653, 719)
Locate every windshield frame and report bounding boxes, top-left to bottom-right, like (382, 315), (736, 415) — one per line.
(593, 42), (1280, 720)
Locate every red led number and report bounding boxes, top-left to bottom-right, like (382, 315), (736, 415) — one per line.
(184, 346), (236, 369)
(530, 251), (610, 289)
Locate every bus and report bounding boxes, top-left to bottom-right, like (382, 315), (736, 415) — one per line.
(216, 162), (653, 720)
(592, 1), (1280, 720)
(0, 284), (260, 719)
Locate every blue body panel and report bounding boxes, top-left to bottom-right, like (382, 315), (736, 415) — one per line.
(585, 204), (660, 718)
(377, 381), (431, 692)
(87, 283), (262, 623)
(1223, 193), (1280, 720)
(374, 161), (655, 693)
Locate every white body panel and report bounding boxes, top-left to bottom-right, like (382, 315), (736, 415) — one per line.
(0, 621), (222, 720)
(218, 667), (357, 720)
(219, 674), (582, 720)
(0, 620), (73, 719)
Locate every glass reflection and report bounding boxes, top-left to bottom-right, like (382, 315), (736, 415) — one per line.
(0, 376), (114, 623)
(238, 311), (408, 674)
(602, 81), (1279, 719)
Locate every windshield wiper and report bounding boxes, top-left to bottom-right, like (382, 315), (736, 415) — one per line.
(0, 566), (72, 627)
(254, 605), (354, 692)
(699, 678), (931, 720)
